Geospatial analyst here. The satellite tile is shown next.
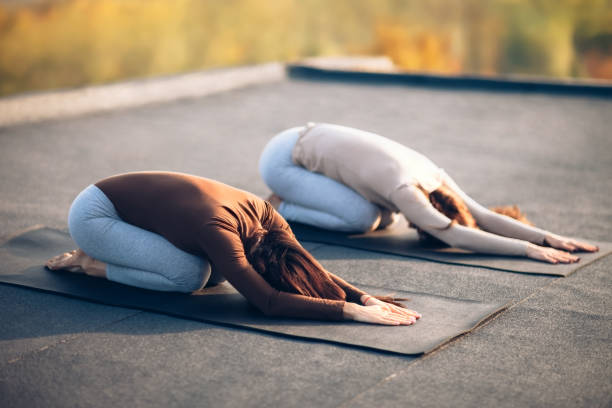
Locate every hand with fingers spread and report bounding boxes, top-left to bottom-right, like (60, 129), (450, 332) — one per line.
(526, 243), (580, 264)
(544, 234), (599, 253)
(361, 295), (421, 319)
(342, 295), (421, 326)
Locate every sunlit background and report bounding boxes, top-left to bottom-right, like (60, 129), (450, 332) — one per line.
(1, 0), (611, 96)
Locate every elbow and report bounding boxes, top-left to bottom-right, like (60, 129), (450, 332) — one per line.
(442, 235), (462, 249)
(257, 291), (283, 317)
(432, 230), (473, 251)
(429, 230), (460, 248)
(254, 298), (275, 317)
(259, 303), (278, 317)
(472, 214), (495, 231)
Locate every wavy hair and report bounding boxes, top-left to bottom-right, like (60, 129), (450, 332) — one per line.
(244, 226), (347, 300)
(244, 222), (406, 307)
(413, 185), (532, 246)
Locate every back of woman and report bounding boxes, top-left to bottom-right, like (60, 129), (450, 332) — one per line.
(95, 171), (268, 256)
(293, 123), (443, 207)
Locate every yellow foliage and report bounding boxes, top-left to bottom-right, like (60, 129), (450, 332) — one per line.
(0, 0), (609, 96)
(375, 23), (461, 74)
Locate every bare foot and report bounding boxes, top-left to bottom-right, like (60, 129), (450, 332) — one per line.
(266, 193), (282, 210)
(46, 249), (87, 273)
(45, 249), (107, 278)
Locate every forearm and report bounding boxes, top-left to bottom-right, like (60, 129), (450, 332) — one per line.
(430, 224), (528, 256)
(263, 290), (346, 320)
(440, 172), (548, 243)
(327, 272), (367, 303)
(391, 184), (529, 256)
(471, 208), (548, 244)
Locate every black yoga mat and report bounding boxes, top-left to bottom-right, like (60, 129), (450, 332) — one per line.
(0, 226), (507, 356)
(290, 219), (612, 277)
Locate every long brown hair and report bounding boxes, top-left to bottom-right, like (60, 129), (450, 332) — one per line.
(245, 225), (406, 307)
(245, 226), (346, 300)
(413, 185), (532, 246)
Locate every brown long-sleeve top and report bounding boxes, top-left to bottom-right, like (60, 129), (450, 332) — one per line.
(95, 171), (366, 320)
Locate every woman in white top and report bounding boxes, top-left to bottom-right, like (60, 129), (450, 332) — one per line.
(258, 123), (598, 264)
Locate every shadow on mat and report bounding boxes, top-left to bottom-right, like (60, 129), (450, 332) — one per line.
(0, 227), (511, 355)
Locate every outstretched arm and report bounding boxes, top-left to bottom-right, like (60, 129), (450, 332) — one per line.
(200, 223), (418, 324)
(269, 201), (419, 324)
(390, 184), (580, 263)
(441, 172), (598, 253)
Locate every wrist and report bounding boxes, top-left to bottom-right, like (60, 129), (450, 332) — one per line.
(342, 302), (361, 321)
(525, 242), (540, 256)
(361, 294), (372, 305)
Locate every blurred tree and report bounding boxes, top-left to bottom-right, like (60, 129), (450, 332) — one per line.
(0, 0), (609, 96)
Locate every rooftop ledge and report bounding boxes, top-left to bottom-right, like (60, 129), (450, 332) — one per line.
(1, 57), (611, 127)
(0, 63), (286, 127)
(290, 56), (612, 97)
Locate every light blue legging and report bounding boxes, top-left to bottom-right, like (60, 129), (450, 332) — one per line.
(259, 127), (382, 232)
(68, 185), (223, 292)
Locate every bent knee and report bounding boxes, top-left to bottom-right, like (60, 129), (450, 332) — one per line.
(172, 261), (211, 293)
(259, 128), (301, 189)
(67, 185), (117, 251)
(259, 153), (296, 192)
(258, 157), (280, 189)
(67, 212), (102, 254)
(340, 203), (381, 233)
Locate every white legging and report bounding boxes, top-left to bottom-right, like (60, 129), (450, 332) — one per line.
(259, 127), (383, 232)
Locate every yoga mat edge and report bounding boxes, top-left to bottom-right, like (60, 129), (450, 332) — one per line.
(0, 226), (511, 356)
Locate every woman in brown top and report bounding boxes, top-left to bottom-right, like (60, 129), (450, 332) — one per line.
(45, 172), (419, 325)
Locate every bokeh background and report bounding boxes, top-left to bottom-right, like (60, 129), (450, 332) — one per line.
(1, 0), (611, 96)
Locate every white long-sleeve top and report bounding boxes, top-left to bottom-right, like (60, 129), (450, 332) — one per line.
(292, 123), (444, 209)
(292, 123), (549, 256)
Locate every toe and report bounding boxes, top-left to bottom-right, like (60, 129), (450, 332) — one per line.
(54, 252), (74, 266)
(46, 258), (62, 269)
(46, 254), (63, 266)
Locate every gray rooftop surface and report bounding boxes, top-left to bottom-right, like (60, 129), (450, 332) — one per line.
(1, 75), (611, 407)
